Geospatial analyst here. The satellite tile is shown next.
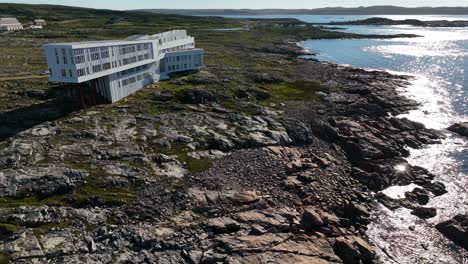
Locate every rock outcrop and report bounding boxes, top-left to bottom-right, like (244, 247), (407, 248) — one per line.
(448, 122), (468, 138)
(436, 214), (468, 250)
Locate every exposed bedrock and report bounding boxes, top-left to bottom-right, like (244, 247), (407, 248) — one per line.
(436, 214), (468, 251)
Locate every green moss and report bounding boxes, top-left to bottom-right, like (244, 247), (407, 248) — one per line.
(85, 225), (97, 232)
(261, 80), (324, 104)
(32, 220), (71, 237)
(177, 152), (213, 174)
(0, 142), (8, 151)
(0, 223), (18, 234)
(157, 82), (193, 102)
(0, 196), (48, 208)
(0, 254), (10, 264)
(222, 100), (259, 115)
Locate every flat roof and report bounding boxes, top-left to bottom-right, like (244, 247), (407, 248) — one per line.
(164, 48), (204, 55)
(43, 38), (155, 49)
(0, 17), (21, 25)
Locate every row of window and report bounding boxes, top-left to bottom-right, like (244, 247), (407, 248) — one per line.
(122, 56), (137, 65)
(120, 72), (152, 87)
(165, 54), (192, 63)
(55, 43), (153, 66)
(77, 68), (88, 77)
(61, 69), (73, 78)
(159, 43), (194, 54)
(120, 64), (149, 76)
(156, 34), (188, 45)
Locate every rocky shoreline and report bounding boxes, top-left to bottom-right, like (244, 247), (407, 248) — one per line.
(0, 24), (463, 264)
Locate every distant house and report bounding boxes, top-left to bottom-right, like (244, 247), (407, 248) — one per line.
(0, 17), (23, 31)
(29, 25), (43, 30)
(34, 19), (46, 26)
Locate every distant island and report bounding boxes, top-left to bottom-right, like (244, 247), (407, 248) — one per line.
(320, 17), (468, 27)
(136, 6), (468, 15)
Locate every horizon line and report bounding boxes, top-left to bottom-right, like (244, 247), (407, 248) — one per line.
(2, 3), (468, 11)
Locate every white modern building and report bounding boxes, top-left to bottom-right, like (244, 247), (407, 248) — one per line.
(0, 17), (23, 31)
(43, 30), (204, 103)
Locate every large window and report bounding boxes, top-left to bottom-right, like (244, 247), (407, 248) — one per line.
(102, 62), (111, 71)
(101, 47), (110, 59)
(92, 64), (102, 73)
(122, 76), (137, 86)
(77, 68), (86, 77)
(91, 53), (100, 61)
(120, 45), (136, 55)
(62, 49), (68, 64)
(122, 56), (137, 65)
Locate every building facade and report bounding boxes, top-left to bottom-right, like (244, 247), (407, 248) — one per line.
(43, 30), (204, 103)
(0, 18), (23, 31)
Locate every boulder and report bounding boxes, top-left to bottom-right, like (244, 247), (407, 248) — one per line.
(180, 88), (219, 104)
(251, 73), (285, 84)
(301, 207), (325, 231)
(375, 192), (402, 210)
(405, 188), (430, 205)
(411, 207), (437, 219)
(234, 210), (285, 228)
(436, 214), (468, 250)
(249, 88), (271, 100)
(0, 230), (44, 259)
(0, 167), (88, 198)
(154, 91), (176, 102)
(205, 217), (240, 234)
(230, 191), (260, 205)
(447, 122), (468, 137)
(343, 202), (370, 222)
(281, 119), (314, 144)
(423, 181), (447, 196)
(333, 236), (375, 264)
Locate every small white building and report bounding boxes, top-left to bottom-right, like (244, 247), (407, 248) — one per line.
(43, 30), (204, 103)
(29, 25), (43, 30)
(0, 17), (23, 31)
(34, 19), (46, 26)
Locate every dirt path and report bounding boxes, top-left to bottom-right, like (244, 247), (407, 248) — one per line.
(0, 75), (48, 81)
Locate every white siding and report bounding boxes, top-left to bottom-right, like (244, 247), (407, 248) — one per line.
(43, 30), (204, 103)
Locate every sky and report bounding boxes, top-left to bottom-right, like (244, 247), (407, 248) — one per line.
(1, 0), (468, 10)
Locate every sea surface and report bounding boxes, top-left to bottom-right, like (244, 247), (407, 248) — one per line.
(224, 14), (468, 263)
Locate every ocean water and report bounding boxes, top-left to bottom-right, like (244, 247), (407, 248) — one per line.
(225, 15), (468, 263)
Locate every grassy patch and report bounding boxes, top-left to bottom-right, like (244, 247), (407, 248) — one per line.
(0, 223), (19, 240)
(157, 82), (193, 101)
(0, 254), (10, 264)
(32, 220), (71, 237)
(177, 152), (213, 174)
(222, 100), (259, 115)
(0, 223), (18, 233)
(261, 80), (324, 104)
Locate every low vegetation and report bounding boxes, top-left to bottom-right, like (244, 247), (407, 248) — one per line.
(261, 80), (324, 104)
